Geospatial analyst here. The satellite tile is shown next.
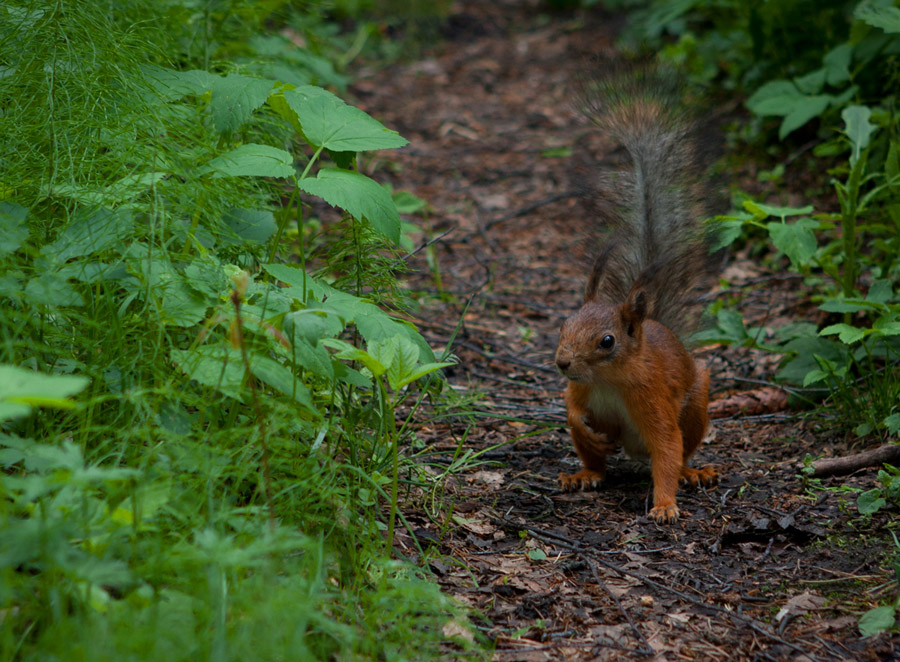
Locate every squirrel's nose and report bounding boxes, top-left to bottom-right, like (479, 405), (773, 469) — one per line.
(556, 358), (570, 371)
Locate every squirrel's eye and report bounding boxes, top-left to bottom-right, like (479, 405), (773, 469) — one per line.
(599, 335), (615, 350)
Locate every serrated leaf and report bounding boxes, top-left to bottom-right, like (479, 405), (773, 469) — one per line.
(859, 605), (896, 636)
(0, 202), (29, 257)
(855, 1), (900, 33)
(210, 74), (274, 134)
(820, 323), (867, 344)
(297, 168), (400, 243)
(204, 144), (294, 179)
(843, 105), (876, 165)
(767, 219), (818, 269)
(279, 87), (408, 152)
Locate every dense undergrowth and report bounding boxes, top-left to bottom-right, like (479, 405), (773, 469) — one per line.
(0, 1), (475, 659)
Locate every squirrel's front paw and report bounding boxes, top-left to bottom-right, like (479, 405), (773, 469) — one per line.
(648, 502), (680, 523)
(558, 469), (604, 492)
(680, 464), (718, 487)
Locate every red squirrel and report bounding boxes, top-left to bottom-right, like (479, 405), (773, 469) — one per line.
(555, 69), (718, 523)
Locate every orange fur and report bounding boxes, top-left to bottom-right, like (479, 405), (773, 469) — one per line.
(556, 291), (716, 523)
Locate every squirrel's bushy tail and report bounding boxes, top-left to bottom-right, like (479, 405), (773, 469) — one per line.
(581, 65), (717, 338)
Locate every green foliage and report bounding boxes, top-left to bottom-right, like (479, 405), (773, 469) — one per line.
(0, 1), (475, 658)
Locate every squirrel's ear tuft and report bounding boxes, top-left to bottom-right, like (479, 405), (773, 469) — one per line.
(623, 289), (647, 336)
(585, 243), (617, 302)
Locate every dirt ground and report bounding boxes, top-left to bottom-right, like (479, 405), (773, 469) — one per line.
(351, 2), (900, 659)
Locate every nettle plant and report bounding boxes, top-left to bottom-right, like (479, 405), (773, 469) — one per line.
(708, 106), (900, 439)
(0, 25), (463, 653)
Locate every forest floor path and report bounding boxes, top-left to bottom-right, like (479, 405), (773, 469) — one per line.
(353, 2), (897, 659)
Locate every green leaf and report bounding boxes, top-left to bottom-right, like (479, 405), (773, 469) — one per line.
(210, 74), (274, 134)
(528, 549), (547, 562)
(397, 361), (454, 389)
(793, 69), (825, 94)
(823, 43), (853, 86)
(884, 414), (900, 434)
(746, 80), (801, 116)
(0, 365), (90, 422)
(278, 87), (408, 152)
(223, 208), (276, 244)
(296, 169), (401, 243)
(820, 323), (867, 344)
(746, 201), (814, 219)
(843, 105), (876, 165)
(42, 207), (134, 263)
(322, 339), (386, 377)
(855, 1), (900, 33)
(0, 202), (29, 257)
(819, 298), (882, 314)
(766, 218), (819, 269)
(859, 605), (896, 636)
(204, 144), (294, 179)
(710, 217), (746, 250)
(171, 346), (245, 401)
(249, 356), (316, 412)
(779, 95), (832, 140)
(24, 273), (84, 307)
(866, 279), (894, 305)
(858, 489), (887, 515)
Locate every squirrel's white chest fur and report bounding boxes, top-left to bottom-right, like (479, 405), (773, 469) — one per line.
(586, 383), (649, 460)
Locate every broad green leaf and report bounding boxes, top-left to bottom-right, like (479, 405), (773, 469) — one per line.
(823, 43), (853, 86)
(885, 413), (900, 434)
(297, 168), (400, 243)
(873, 319), (900, 336)
(322, 338), (385, 377)
(855, 1), (900, 33)
(210, 74), (274, 134)
(859, 605), (896, 636)
(223, 208), (276, 245)
(710, 216), (746, 250)
(204, 144), (294, 179)
(866, 279), (894, 304)
(819, 298), (882, 313)
(0, 202), (29, 257)
(42, 207), (134, 263)
(283, 309), (345, 344)
(858, 489), (887, 515)
(820, 323), (867, 344)
(746, 80), (802, 116)
(767, 218), (818, 269)
(24, 273), (84, 307)
(779, 95), (832, 140)
(171, 346), (245, 401)
(0, 365), (90, 421)
(843, 105), (876, 165)
(396, 361), (455, 389)
(793, 69), (825, 94)
(249, 356), (316, 412)
(279, 87), (408, 152)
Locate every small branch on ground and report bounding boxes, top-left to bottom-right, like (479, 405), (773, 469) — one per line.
(809, 443), (900, 477)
